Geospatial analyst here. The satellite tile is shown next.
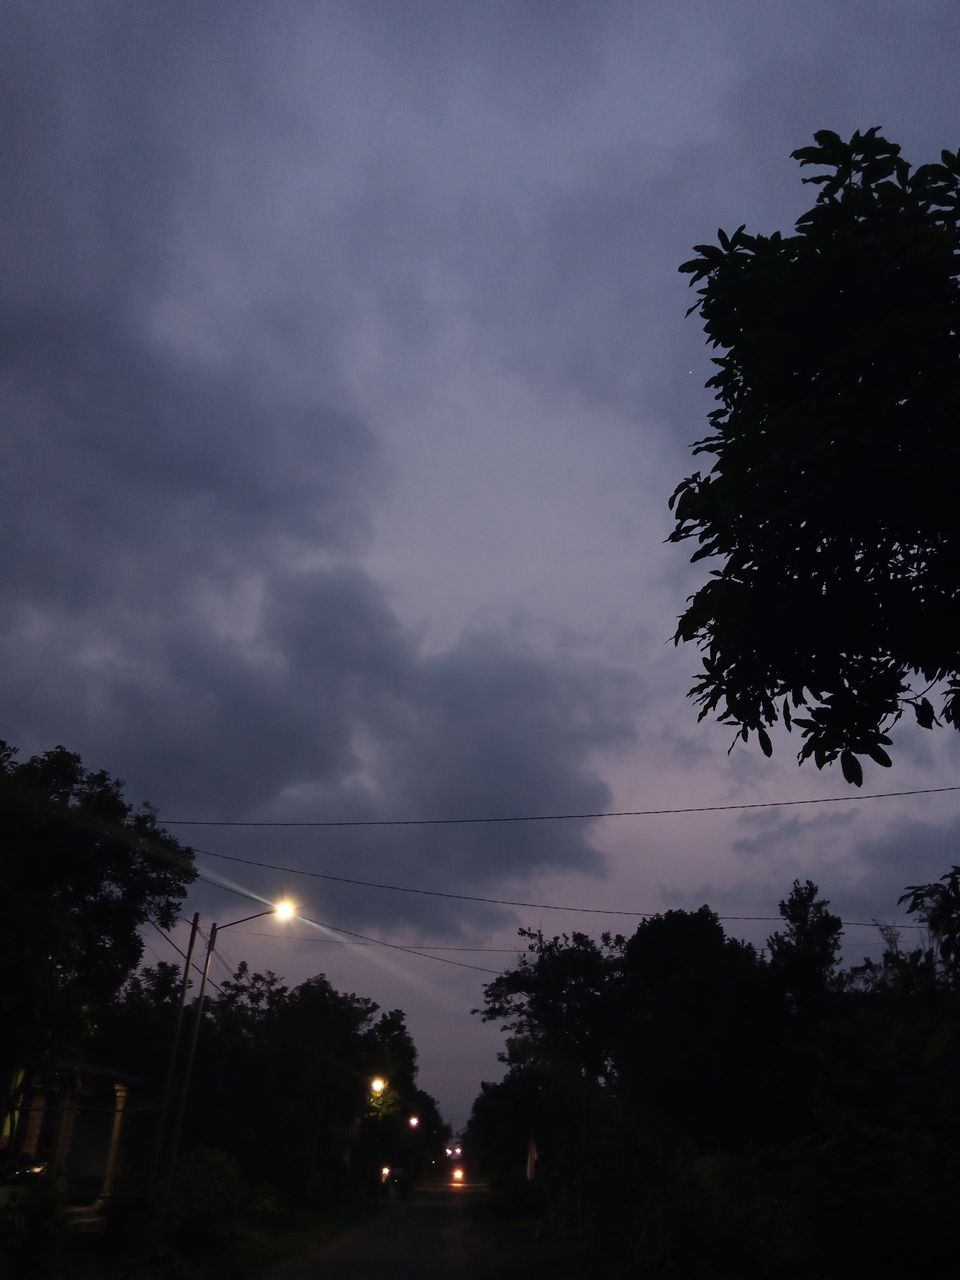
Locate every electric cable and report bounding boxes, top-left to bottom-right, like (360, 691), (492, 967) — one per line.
(162, 784), (960, 828)
(147, 919), (223, 994)
(299, 913), (501, 975)
(195, 874), (498, 975)
(229, 929), (524, 951)
(194, 847), (925, 929)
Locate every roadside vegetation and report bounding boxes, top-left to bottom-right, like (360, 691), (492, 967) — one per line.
(0, 740), (445, 1278)
(467, 872), (960, 1277)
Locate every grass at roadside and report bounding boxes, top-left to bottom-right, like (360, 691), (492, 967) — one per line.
(463, 1195), (593, 1280)
(1, 1200), (378, 1280)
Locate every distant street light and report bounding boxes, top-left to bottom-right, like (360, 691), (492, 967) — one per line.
(371, 1077), (386, 1096)
(166, 899), (296, 1172)
(408, 1115), (420, 1128)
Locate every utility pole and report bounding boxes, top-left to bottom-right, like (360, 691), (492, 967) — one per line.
(148, 911), (199, 1194)
(164, 902), (295, 1175)
(166, 921), (218, 1176)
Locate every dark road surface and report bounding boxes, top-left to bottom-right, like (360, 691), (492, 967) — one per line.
(267, 1182), (578, 1280)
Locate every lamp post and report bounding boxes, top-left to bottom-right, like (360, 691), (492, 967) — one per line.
(166, 900), (296, 1174)
(148, 911), (200, 1191)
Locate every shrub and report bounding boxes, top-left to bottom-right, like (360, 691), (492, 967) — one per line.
(161, 1147), (248, 1246)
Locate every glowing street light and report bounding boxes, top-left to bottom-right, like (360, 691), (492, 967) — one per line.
(371, 1077), (386, 1096)
(408, 1115), (420, 1129)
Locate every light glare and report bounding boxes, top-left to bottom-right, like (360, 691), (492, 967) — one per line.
(274, 899), (296, 921)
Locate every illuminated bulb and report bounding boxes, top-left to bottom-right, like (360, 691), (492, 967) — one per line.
(371, 1077), (386, 1095)
(274, 899), (296, 921)
(409, 1116), (420, 1128)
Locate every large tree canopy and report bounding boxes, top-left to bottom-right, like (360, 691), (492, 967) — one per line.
(670, 128), (960, 783)
(92, 958), (446, 1196)
(468, 877), (960, 1276)
(0, 740), (196, 1082)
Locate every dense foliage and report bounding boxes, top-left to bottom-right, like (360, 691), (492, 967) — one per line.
(670, 129), (960, 782)
(468, 873), (960, 1277)
(0, 741), (195, 1100)
(92, 958), (446, 1202)
(0, 737), (445, 1223)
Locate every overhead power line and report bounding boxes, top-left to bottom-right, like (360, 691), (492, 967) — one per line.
(196, 847), (924, 929)
(194, 873), (498, 975)
(298, 913), (500, 975)
(230, 929), (524, 951)
(147, 919), (223, 993)
(163, 784), (960, 828)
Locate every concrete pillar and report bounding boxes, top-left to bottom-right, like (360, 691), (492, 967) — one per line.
(20, 1091), (46, 1159)
(98, 1083), (128, 1204)
(51, 1090), (78, 1172)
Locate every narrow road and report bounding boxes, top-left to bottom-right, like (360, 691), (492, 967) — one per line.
(267, 1182), (577, 1280)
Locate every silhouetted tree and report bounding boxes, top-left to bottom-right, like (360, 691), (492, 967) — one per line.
(670, 129), (960, 782)
(478, 930), (627, 1230)
(480, 928), (621, 1084)
(767, 878), (843, 1009)
(94, 961), (184, 1081)
(614, 907), (777, 1146)
(465, 1069), (552, 1210)
(899, 864), (960, 985)
(0, 740), (195, 1121)
(471, 876), (960, 1277)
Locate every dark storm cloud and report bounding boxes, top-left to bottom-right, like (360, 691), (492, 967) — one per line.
(7, 0), (957, 949)
(831, 817), (960, 926)
(2, 2), (642, 935)
(188, 591), (639, 935)
(705, 804), (960, 936)
(0, 312), (377, 608)
(1, 555), (638, 932)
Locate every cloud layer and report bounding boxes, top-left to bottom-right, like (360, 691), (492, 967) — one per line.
(6, 1), (960, 1122)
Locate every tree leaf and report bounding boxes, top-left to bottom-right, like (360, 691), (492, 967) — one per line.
(840, 751), (863, 787)
(912, 698), (938, 730)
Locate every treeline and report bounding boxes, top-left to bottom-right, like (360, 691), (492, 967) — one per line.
(467, 874), (960, 1278)
(93, 958), (445, 1205)
(0, 740), (444, 1226)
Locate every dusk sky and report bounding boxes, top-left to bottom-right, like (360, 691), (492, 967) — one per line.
(4, 1), (959, 1129)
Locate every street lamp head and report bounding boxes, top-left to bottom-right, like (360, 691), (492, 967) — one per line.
(408, 1115), (419, 1128)
(274, 899), (296, 921)
(371, 1077), (386, 1096)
